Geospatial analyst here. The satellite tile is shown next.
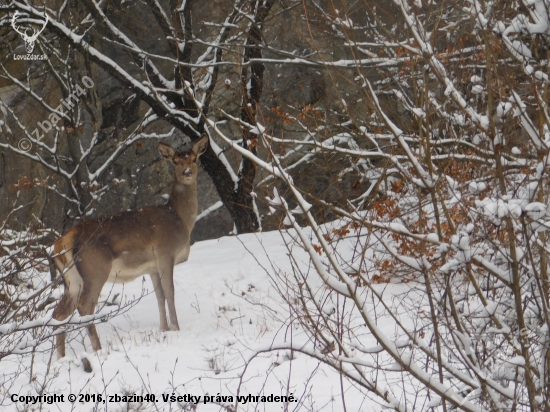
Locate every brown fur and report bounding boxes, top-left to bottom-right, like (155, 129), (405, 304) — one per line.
(53, 228), (76, 267)
(52, 136), (209, 358)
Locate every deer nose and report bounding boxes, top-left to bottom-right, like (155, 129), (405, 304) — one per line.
(183, 168), (192, 177)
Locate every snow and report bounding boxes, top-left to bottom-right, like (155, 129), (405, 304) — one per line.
(524, 202), (547, 220)
(470, 75), (482, 84)
(266, 186), (283, 206)
(411, 107), (426, 118)
(535, 71), (549, 82)
(3, 1), (548, 410)
(469, 181), (487, 195)
(504, 356), (526, 367)
(2, 227), (418, 411)
(471, 85), (484, 95)
(248, 123), (265, 135)
(196, 200), (224, 221)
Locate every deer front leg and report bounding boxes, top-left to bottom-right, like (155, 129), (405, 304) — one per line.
(157, 262), (179, 331)
(150, 272), (169, 331)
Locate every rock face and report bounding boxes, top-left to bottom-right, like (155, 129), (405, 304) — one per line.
(0, 76), (233, 241)
(0, 1), (378, 242)
(0, 2), (236, 242)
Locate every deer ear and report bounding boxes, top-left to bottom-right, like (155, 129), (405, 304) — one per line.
(158, 142), (176, 160)
(192, 135), (209, 157)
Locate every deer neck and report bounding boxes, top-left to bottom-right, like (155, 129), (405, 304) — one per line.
(167, 181), (198, 232)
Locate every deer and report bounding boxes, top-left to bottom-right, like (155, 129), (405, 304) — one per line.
(11, 11), (49, 54)
(51, 135), (209, 358)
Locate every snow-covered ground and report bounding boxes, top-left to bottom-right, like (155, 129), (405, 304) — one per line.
(3, 227), (410, 412)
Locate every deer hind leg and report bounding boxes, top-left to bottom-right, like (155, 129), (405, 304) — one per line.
(76, 289), (103, 352)
(52, 262), (83, 359)
(53, 291), (79, 358)
(157, 260), (179, 331)
(74, 246), (111, 353)
(150, 272), (169, 331)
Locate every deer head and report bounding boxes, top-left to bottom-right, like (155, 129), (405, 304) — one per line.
(158, 135), (209, 186)
(11, 11), (49, 54)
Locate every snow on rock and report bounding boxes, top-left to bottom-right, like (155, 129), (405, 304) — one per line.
(471, 85), (484, 94)
(469, 181), (487, 194)
(524, 202), (547, 220)
(508, 199), (524, 218)
(445, 175), (459, 191)
(496, 102), (513, 118)
(504, 356), (526, 367)
(440, 258), (462, 272)
(475, 197), (530, 222)
(535, 71), (549, 82)
(426, 232), (439, 242)
(470, 75), (482, 84)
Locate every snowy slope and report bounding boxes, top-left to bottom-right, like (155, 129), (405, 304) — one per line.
(3, 227), (408, 412)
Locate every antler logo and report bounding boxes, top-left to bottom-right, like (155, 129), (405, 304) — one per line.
(11, 11), (49, 54)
